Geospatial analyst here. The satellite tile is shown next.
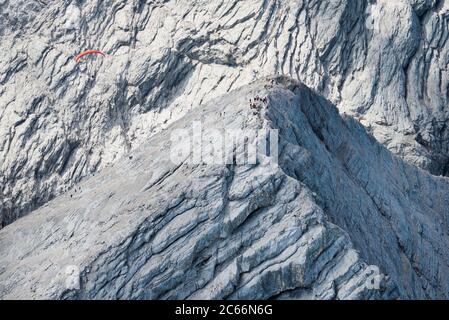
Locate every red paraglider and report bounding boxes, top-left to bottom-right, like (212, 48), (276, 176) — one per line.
(75, 50), (106, 62)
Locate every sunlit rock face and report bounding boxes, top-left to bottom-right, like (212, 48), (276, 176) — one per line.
(1, 0), (449, 300)
(1, 78), (449, 300)
(1, 0), (448, 226)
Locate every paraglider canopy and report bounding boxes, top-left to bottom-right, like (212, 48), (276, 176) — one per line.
(75, 50), (105, 62)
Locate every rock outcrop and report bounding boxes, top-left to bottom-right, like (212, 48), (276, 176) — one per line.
(1, 78), (449, 299)
(1, 0), (449, 300)
(1, 0), (449, 226)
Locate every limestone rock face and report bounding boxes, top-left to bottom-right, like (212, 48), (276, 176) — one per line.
(1, 0), (449, 300)
(1, 0), (449, 226)
(1, 78), (449, 300)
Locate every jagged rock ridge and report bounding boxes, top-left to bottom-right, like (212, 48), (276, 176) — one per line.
(1, 0), (449, 226)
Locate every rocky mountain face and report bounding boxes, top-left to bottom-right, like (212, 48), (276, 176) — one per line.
(0, 0), (449, 300)
(1, 0), (449, 227)
(1, 77), (449, 299)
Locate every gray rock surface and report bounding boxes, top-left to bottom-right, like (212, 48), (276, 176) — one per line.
(0, 79), (393, 299)
(1, 0), (449, 301)
(1, 77), (449, 300)
(1, 0), (449, 226)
